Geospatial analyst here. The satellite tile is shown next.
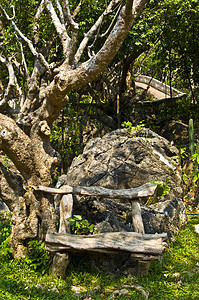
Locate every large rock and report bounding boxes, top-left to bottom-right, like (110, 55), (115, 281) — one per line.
(57, 128), (186, 238)
(66, 128), (182, 196)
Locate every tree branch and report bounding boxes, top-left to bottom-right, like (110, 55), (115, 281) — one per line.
(0, 159), (25, 211)
(79, 0), (148, 80)
(0, 113), (37, 179)
(63, 0), (79, 30)
(74, 0), (121, 64)
(125, 0), (134, 16)
(55, 0), (65, 25)
(0, 54), (23, 111)
(72, 0), (83, 19)
(18, 40), (30, 96)
(100, 3), (122, 38)
(33, 0), (45, 44)
(133, 0), (149, 18)
(45, 0), (71, 57)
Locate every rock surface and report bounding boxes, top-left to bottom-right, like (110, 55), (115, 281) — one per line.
(63, 128), (182, 195)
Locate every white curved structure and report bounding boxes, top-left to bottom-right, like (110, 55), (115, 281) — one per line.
(135, 75), (186, 100)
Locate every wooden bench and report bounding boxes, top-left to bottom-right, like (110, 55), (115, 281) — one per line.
(34, 183), (168, 277)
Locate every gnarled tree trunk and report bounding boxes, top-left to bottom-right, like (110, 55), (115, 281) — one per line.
(0, 114), (58, 256)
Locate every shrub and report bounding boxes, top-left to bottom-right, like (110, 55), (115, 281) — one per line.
(0, 211), (13, 257)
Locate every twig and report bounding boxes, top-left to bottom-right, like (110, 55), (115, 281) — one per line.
(100, 3), (122, 38)
(45, 0), (71, 57)
(72, 0), (83, 18)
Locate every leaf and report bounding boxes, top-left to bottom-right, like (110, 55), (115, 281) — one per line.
(182, 174), (188, 185)
(66, 217), (74, 222)
(193, 173), (199, 182)
(76, 221), (81, 228)
(166, 177), (172, 184)
(73, 215), (82, 221)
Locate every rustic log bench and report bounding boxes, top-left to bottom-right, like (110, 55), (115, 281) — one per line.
(34, 183), (168, 277)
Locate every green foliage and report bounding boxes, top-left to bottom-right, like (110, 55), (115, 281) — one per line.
(121, 121), (145, 132)
(188, 120), (199, 184)
(0, 211), (13, 258)
(0, 236), (13, 258)
(181, 119), (199, 205)
(121, 121), (133, 132)
(0, 154), (10, 169)
(189, 119), (195, 156)
(135, 121), (146, 129)
(154, 178), (172, 199)
(191, 144), (199, 183)
(146, 178), (172, 205)
(179, 146), (189, 162)
(0, 212), (12, 242)
(67, 215), (95, 235)
(133, 0), (199, 98)
(25, 240), (52, 274)
(50, 101), (86, 172)
(0, 256), (75, 299)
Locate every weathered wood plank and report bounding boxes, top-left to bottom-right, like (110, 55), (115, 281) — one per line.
(131, 201), (145, 234)
(130, 253), (161, 261)
(34, 183), (157, 200)
(59, 194), (73, 234)
(51, 194), (74, 279)
(45, 232), (167, 255)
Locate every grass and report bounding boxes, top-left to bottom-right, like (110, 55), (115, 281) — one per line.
(0, 216), (199, 299)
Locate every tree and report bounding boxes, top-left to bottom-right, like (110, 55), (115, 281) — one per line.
(134, 0), (199, 94)
(0, 0), (149, 259)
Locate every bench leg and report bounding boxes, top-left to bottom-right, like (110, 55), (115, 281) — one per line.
(51, 252), (70, 279)
(51, 194), (73, 278)
(136, 260), (151, 276)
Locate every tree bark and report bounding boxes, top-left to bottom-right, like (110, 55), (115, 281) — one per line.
(0, 113), (58, 257)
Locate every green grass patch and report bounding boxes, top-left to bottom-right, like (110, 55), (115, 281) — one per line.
(0, 216), (198, 299)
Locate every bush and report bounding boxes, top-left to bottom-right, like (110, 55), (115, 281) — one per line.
(25, 240), (53, 274)
(0, 211), (13, 257)
(67, 215), (95, 235)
